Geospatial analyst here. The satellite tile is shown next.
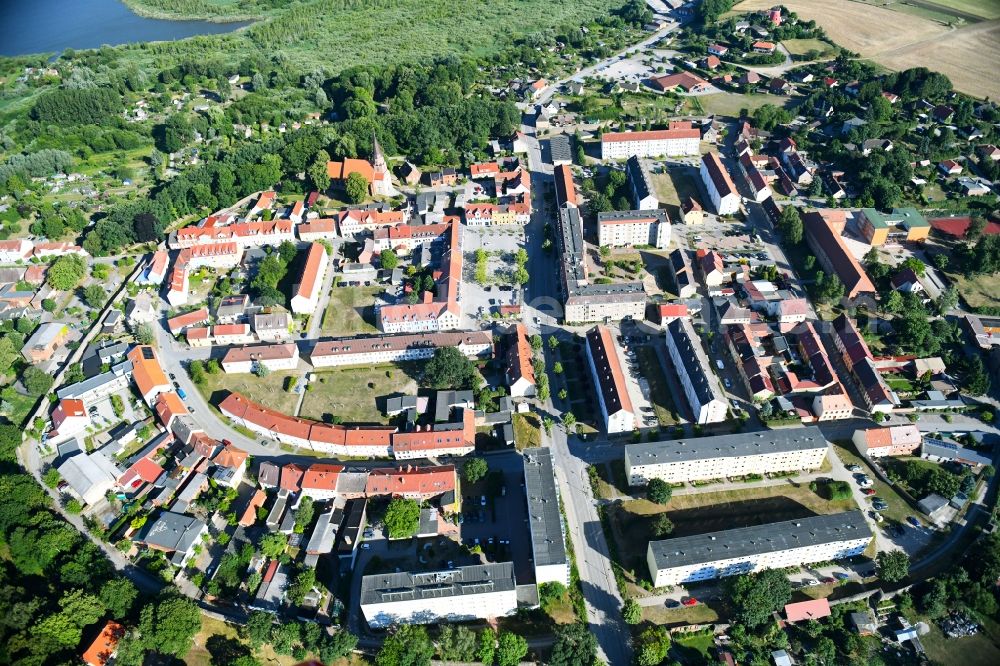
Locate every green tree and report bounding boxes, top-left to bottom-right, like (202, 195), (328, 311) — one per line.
(384, 498), (420, 538)
(538, 581), (567, 614)
(308, 150), (331, 191)
(83, 283), (106, 308)
(423, 346), (477, 389)
(344, 172), (370, 204)
(139, 595), (202, 657)
(47, 254), (87, 290)
(260, 532), (288, 558)
(135, 322), (155, 345)
(652, 513), (674, 537)
(294, 496), (315, 533)
(876, 550), (910, 583)
(32, 589), (103, 648)
(635, 625), (671, 666)
(242, 611), (274, 648)
(438, 625), (477, 662)
(647, 478), (672, 505)
(778, 205), (803, 245)
(463, 457), (489, 484)
(548, 623), (597, 666)
(622, 598), (642, 624)
(496, 631), (528, 666)
(882, 290), (903, 314)
(477, 627), (496, 665)
(724, 569), (792, 628)
(100, 578), (139, 619)
(23, 366), (54, 396)
(376, 624), (434, 666)
(286, 566), (317, 605)
(380, 249), (399, 270)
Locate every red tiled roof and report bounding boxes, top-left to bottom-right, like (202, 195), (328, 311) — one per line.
(929, 216), (1000, 239)
(167, 307), (209, 334)
(784, 598), (831, 623)
(602, 121), (701, 143)
(127, 346), (170, 400)
(586, 325), (634, 417)
(554, 164), (576, 207)
(155, 391), (186, 427)
(366, 465), (456, 497)
(294, 242), (327, 302)
(280, 463), (306, 492)
(214, 443), (248, 469)
(301, 463), (344, 492)
(506, 323), (536, 387)
(83, 620), (125, 666)
(701, 152), (737, 198)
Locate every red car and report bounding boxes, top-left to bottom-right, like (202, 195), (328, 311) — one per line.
(862, 488), (876, 496)
(820, 577), (836, 584)
(681, 597), (699, 606)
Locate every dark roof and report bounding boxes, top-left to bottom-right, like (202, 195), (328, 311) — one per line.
(360, 562), (515, 606)
(648, 511), (871, 571)
(522, 448), (567, 568)
(626, 155), (656, 203)
(626, 427), (827, 467)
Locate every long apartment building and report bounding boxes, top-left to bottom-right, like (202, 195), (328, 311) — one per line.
(372, 223), (449, 254)
(646, 511), (872, 587)
(700, 151), (740, 215)
(585, 325), (635, 434)
(310, 330), (492, 368)
(803, 211), (877, 301)
(377, 222), (462, 333)
(218, 392), (474, 459)
(597, 210), (671, 249)
(523, 448), (570, 586)
(360, 562), (517, 629)
(556, 207), (645, 323)
(664, 318), (727, 424)
(221, 343), (300, 374)
(505, 323), (536, 398)
(554, 163), (577, 209)
(626, 156), (660, 210)
(290, 242), (328, 315)
(600, 122), (701, 160)
(625, 427), (829, 486)
(169, 219), (295, 250)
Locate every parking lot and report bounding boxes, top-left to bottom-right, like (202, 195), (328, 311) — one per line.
(614, 326), (659, 429)
(461, 226), (525, 328)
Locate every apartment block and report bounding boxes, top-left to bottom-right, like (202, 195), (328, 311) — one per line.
(523, 448), (570, 586)
(597, 210), (670, 249)
(585, 325), (635, 434)
(626, 156), (660, 210)
(699, 152), (740, 215)
(664, 318), (727, 424)
(853, 424), (922, 458)
(291, 242), (328, 315)
(361, 562), (516, 628)
(310, 330), (492, 368)
(625, 427), (828, 485)
(600, 122), (701, 160)
(646, 511), (872, 587)
(221, 343), (300, 374)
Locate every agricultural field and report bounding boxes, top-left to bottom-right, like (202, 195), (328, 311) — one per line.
(298, 364), (418, 425)
(734, 0), (999, 99)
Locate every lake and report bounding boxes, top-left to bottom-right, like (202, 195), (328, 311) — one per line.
(0, 0), (250, 57)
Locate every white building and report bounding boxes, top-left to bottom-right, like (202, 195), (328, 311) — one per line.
(310, 331), (492, 368)
(56, 451), (120, 506)
(290, 242), (328, 315)
(700, 152), (740, 215)
(646, 511), (872, 587)
(626, 156), (660, 210)
(253, 312), (293, 342)
(523, 448), (570, 586)
(852, 424), (922, 458)
(221, 343), (300, 374)
(625, 427), (829, 485)
(600, 123), (701, 160)
(665, 318), (727, 424)
(505, 323), (536, 398)
(360, 563), (517, 629)
(597, 210), (670, 249)
(585, 325), (635, 434)
(0, 239), (33, 263)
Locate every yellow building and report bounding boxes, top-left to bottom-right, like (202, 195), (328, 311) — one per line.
(859, 208), (930, 246)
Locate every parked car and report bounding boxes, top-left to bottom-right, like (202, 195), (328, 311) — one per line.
(862, 488), (876, 496)
(361, 543), (371, 550)
(906, 516), (921, 528)
(665, 599), (680, 608)
(681, 597), (698, 606)
(846, 464), (862, 472)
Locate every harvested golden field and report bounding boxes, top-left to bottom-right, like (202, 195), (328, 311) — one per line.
(734, 0), (999, 98)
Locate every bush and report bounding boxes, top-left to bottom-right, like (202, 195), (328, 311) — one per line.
(647, 478), (672, 504)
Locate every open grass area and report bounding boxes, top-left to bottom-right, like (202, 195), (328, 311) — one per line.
(641, 602), (719, 627)
(591, 459), (629, 500)
(672, 631), (716, 661)
(512, 412), (543, 450)
(651, 168), (701, 207)
(607, 482), (856, 584)
(920, 614), (1000, 666)
(947, 270), (1000, 310)
(198, 367), (302, 415)
(299, 363), (418, 425)
(636, 346), (679, 425)
(320, 285), (382, 337)
(922, 0), (1000, 20)
(694, 92), (792, 118)
(782, 38), (838, 58)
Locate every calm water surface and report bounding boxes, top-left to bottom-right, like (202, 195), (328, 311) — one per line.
(0, 0), (250, 57)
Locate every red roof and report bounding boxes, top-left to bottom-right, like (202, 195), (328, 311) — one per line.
(214, 443), (248, 469)
(280, 463), (306, 492)
(155, 391), (186, 428)
(929, 216), (1000, 239)
(167, 307), (209, 334)
(784, 598), (831, 623)
(295, 242), (327, 302)
(301, 463), (344, 492)
(240, 489), (266, 527)
(82, 621), (125, 666)
(554, 164), (577, 207)
(365, 465), (456, 497)
(602, 121), (700, 143)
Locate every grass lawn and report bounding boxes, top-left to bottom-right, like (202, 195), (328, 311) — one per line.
(832, 441), (915, 526)
(641, 603), (719, 627)
(636, 346), (679, 425)
(886, 377), (915, 392)
(320, 285), (382, 337)
(947, 271), (1000, 310)
(651, 168), (701, 207)
(592, 459), (629, 499)
(782, 38), (838, 58)
(921, 614), (1000, 666)
(672, 631), (716, 661)
(512, 412), (543, 450)
(695, 92), (793, 117)
(299, 363), (418, 425)
(607, 483), (856, 579)
(198, 368), (302, 415)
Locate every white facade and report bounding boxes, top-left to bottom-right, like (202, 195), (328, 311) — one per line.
(626, 443), (828, 485)
(598, 214), (671, 249)
(222, 346), (300, 374)
(601, 134), (700, 160)
(290, 243), (329, 315)
(377, 308), (461, 334)
(584, 328), (635, 435)
(311, 334), (490, 368)
(700, 153), (740, 215)
(665, 318), (727, 424)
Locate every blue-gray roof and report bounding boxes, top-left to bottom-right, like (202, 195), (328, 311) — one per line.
(626, 427), (828, 467)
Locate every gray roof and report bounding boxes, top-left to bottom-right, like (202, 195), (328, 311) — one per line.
(306, 507), (340, 554)
(170, 416), (201, 445)
(56, 451), (120, 501)
(418, 507), (438, 536)
(253, 312), (290, 331)
(922, 438), (992, 466)
(57, 359), (132, 400)
(597, 209), (668, 225)
(140, 511), (206, 553)
(336, 471), (369, 495)
(666, 318), (725, 408)
(97, 341), (128, 363)
(648, 511), (871, 571)
(557, 207), (645, 303)
(435, 389), (474, 422)
(917, 493), (949, 516)
(626, 156), (656, 204)
(626, 427), (827, 467)
(360, 562), (515, 606)
(523, 447), (567, 568)
(386, 395), (419, 414)
(258, 461), (280, 487)
(549, 134), (572, 163)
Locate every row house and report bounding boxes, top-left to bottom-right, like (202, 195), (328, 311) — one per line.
(310, 330), (492, 368)
(167, 242), (242, 307)
(185, 324), (255, 347)
(221, 343), (300, 373)
(170, 219), (295, 250)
